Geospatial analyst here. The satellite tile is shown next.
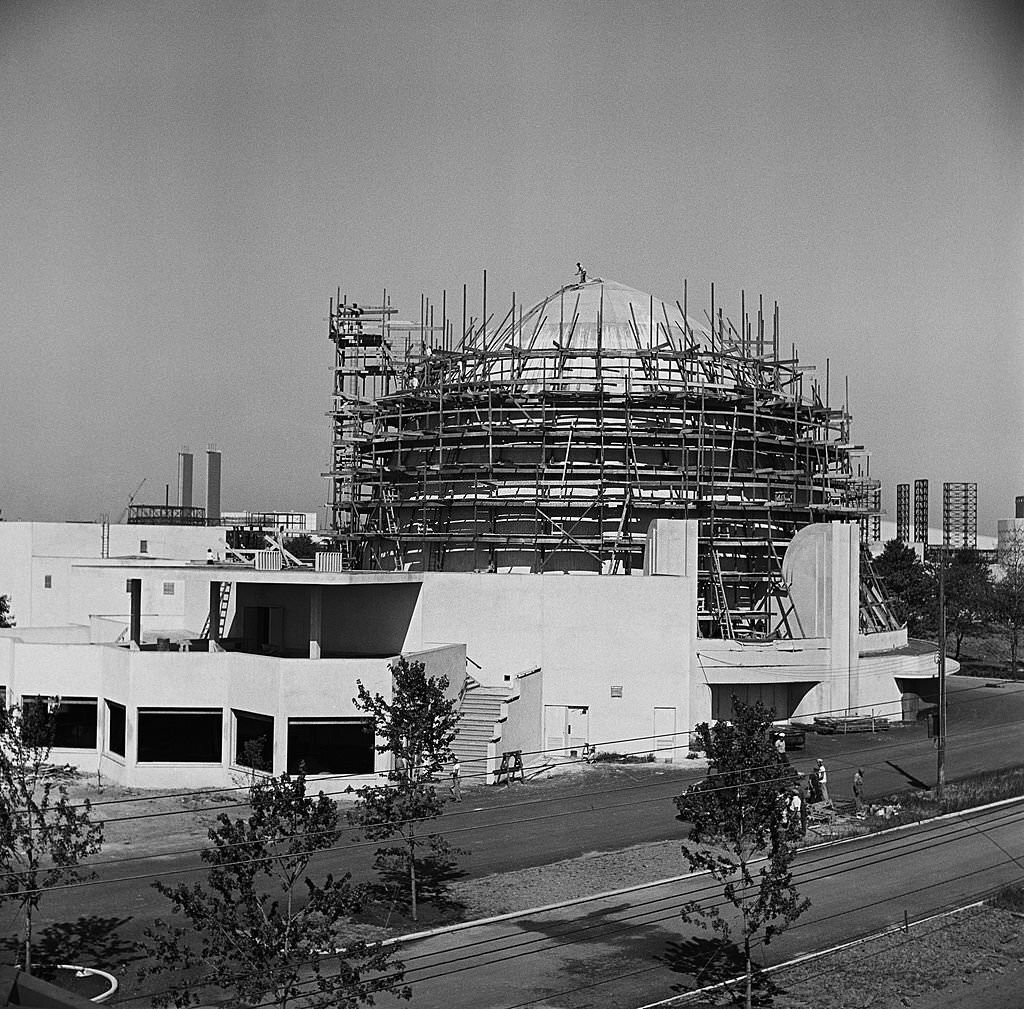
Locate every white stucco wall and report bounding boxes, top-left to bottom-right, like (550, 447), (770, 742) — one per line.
(405, 570), (697, 759)
(0, 522), (227, 632)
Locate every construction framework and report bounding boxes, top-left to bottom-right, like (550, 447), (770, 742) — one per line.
(942, 482), (978, 550)
(896, 483), (911, 542)
(326, 275), (886, 641)
(914, 479), (930, 546)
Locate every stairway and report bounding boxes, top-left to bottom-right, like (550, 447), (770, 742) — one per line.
(454, 676), (509, 784)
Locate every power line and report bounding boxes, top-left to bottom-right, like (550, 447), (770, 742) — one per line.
(127, 805), (1024, 1008)
(4, 706), (1022, 894)
(57, 664), (1014, 818)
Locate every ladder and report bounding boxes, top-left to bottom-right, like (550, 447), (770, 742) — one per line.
(202, 582), (232, 639)
(708, 548), (735, 640)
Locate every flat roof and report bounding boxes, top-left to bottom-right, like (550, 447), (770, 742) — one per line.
(71, 560), (424, 585)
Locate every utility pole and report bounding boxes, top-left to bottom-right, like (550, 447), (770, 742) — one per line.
(937, 545), (947, 799)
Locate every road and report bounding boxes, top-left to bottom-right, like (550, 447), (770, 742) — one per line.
(371, 799), (1024, 1008)
(11, 676), (1024, 992)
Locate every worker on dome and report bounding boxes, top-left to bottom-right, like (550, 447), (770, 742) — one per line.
(575, 262), (587, 284)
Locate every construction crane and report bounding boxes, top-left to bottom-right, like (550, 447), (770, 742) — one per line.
(118, 478), (146, 523)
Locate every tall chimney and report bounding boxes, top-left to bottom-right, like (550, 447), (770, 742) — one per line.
(178, 447), (194, 509)
(206, 445), (222, 525)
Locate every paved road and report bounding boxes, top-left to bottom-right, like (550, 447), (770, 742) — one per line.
(13, 676), (1024, 989)
(371, 799), (1024, 1009)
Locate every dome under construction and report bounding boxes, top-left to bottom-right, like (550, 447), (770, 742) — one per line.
(326, 274), (883, 640)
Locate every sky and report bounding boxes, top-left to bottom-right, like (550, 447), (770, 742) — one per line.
(2, 0), (1021, 535)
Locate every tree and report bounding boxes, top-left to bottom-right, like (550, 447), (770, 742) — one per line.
(994, 527), (1024, 676)
(673, 698), (809, 1009)
(0, 703), (103, 974)
(283, 535), (317, 561)
(873, 539), (936, 637)
(144, 772), (405, 1008)
(0, 594), (14, 628)
(348, 656), (462, 922)
(942, 548), (993, 660)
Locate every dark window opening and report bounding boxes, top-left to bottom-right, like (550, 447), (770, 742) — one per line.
(43, 575), (52, 589)
(287, 718), (374, 775)
(107, 701), (126, 757)
(234, 711), (274, 771)
(22, 696), (97, 749)
(138, 709), (222, 763)
(243, 607), (284, 653)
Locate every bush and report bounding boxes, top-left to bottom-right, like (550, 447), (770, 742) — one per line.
(592, 751), (656, 764)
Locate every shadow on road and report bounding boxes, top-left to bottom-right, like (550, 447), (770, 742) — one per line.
(886, 760), (931, 790)
(0, 914), (142, 979)
(661, 936), (787, 1005)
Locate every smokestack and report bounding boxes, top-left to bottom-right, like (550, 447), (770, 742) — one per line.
(206, 445), (221, 525)
(178, 447), (194, 509)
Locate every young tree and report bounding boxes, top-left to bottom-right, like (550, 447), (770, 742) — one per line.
(144, 772), (405, 1008)
(673, 698), (809, 1009)
(348, 656), (462, 922)
(0, 703), (103, 974)
(0, 594), (14, 628)
(994, 527), (1024, 676)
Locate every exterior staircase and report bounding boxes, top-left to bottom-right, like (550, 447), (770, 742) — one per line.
(454, 675), (509, 785)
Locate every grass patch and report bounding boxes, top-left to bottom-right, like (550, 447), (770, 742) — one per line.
(986, 883), (1024, 913)
(864, 765), (1024, 831)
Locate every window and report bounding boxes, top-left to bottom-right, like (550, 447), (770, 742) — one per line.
(138, 709), (222, 763)
(21, 696), (98, 749)
(287, 718), (374, 775)
(43, 575), (52, 589)
(106, 700), (126, 757)
(162, 582), (175, 596)
(139, 540), (148, 553)
(234, 711), (274, 771)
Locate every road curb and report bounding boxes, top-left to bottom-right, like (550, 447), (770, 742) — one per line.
(384, 793), (1024, 949)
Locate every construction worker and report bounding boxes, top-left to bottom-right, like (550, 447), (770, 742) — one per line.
(576, 262), (587, 283)
(816, 758), (832, 808)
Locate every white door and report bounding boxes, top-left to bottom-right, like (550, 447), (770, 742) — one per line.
(653, 706), (677, 762)
(544, 705), (568, 755)
(544, 705), (590, 757)
(566, 706), (589, 756)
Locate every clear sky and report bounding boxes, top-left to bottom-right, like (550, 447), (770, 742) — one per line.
(2, 0), (1021, 534)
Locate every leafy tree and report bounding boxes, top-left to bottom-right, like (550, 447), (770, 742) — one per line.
(873, 540), (936, 636)
(0, 703), (103, 974)
(673, 698), (809, 1009)
(994, 527), (1024, 676)
(349, 656), (462, 921)
(942, 548), (993, 660)
(144, 772), (404, 1008)
(0, 594), (14, 628)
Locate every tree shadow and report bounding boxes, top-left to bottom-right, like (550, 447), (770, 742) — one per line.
(0, 915), (142, 980)
(659, 936), (786, 1006)
(358, 847), (471, 926)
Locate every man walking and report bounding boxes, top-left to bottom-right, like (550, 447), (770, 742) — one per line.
(449, 759), (462, 802)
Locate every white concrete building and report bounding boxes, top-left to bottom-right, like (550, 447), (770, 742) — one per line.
(0, 518), (942, 788)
